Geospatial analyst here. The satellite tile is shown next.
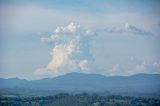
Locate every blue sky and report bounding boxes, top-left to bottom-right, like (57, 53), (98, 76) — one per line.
(0, 0), (160, 79)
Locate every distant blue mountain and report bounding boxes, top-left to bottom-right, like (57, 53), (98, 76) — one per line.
(0, 77), (27, 89)
(0, 73), (160, 96)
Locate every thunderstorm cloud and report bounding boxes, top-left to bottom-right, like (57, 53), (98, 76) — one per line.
(34, 23), (96, 76)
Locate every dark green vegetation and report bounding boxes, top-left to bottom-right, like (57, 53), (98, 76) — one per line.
(0, 93), (160, 106)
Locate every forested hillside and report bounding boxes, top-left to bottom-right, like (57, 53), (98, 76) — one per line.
(0, 93), (160, 106)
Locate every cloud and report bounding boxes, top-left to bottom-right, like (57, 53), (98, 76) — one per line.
(34, 23), (96, 76)
(104, 27), (123, 33)
(153, 61), (160, 68)
(135, 61), (147, 70)
(105, 58), (160, 76)
(135, 61), (160, 73)
(134, 60), (160, 74)
(104, 23), (152, 36)
(107, 64), (123, 76)
(125, 23), (151, 35)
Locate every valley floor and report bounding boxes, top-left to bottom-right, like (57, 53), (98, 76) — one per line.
(0, 93), (160, 106)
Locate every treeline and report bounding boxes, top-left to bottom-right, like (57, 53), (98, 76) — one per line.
(0, 93), (160, 106)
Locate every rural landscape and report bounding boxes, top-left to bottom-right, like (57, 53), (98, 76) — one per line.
(0, 73), (160, 105)
(1, 0), (160, 106)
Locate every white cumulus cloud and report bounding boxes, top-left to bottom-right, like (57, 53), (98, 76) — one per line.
(34, 23), (96, 77)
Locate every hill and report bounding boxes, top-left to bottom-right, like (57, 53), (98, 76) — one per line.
(0, 73), (160, 98)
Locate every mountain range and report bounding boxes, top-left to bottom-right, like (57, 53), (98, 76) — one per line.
(0, 73), (160, 97)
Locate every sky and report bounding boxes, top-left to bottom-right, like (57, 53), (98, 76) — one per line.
(0, 0), (160, 80)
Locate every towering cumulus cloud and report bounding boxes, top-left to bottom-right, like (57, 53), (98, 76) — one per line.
(34, 23), (96, 76)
